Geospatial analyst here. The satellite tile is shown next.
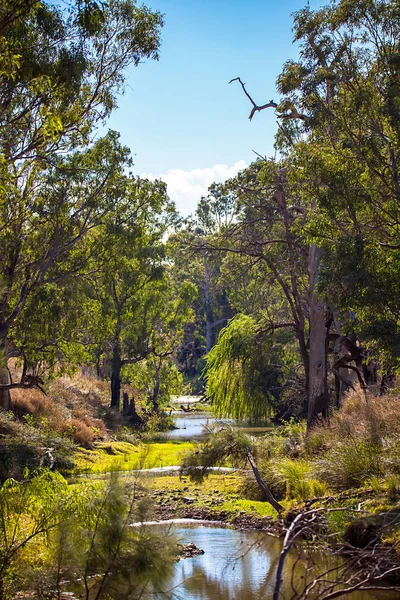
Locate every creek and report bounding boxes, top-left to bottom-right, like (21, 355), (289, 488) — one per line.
(165, 410), (272, 440)
(147, 522), (396, 600)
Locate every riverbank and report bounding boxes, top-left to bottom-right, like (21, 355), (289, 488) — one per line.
(3, 385), (400, 598)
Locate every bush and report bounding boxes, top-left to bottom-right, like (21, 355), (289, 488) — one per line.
(63, 419), (95, 448)
(261, 457), (328, 501)
(316, 438), (383, 489)
(0, 471), (178, 599)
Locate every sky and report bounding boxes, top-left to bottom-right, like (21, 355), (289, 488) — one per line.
(105, 0), (323, 215)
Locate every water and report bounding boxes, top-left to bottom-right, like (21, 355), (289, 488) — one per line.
(165, 411), (272, 440)
(150, 523), (396, 600)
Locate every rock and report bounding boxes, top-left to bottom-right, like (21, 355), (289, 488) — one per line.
(182, 497), (196, 504)
(178, 542), (205, 559)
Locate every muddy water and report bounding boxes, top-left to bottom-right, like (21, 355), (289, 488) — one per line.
(149, 523), (396, 600)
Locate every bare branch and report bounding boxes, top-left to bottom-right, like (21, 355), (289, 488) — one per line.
(229, 77), (308, 121)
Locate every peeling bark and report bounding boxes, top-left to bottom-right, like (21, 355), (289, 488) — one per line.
(307, 245), (329, 429)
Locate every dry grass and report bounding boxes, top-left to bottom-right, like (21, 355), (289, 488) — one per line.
(255, 390), (400, 497)
(7, 368), (150, 452)
(9, 371), (128, 446)
(307, 390), (400, 490)
(311, 390), (400, 447)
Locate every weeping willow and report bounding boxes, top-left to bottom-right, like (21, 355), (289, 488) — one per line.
(205, 314), (283, 420)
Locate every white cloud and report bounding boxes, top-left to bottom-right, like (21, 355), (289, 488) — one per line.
(140, 160), (247, 216)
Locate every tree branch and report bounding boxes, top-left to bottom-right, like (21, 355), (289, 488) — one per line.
(229, 77), (307, 121)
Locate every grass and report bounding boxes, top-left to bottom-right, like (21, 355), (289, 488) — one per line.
(70, 440), (195, 474)
(143, 473), (281, 518)
(220, 498), (279, 518)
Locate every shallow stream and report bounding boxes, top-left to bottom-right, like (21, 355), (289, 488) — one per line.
(165, 411), (272, 440)
(149, 522), (397, 600)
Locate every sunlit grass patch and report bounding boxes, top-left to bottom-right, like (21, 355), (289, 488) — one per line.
(70, 440), (194, 474)
(220, 498), (279, 518)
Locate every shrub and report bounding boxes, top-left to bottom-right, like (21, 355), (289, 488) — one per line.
(262, 458), (329, 501)
(63, 419), (94, 448)
(0, 471), (178, 599)
(316, 438), (383, 489)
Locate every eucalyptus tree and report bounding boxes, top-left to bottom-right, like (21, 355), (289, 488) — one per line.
(0, 0), (164, 408)
(194, 184), (237, 353)
(230, 0), (400, 424)
(121, 273), (196, 412)
(0, 132), (131, 407)
(89, 177), (196, 411)
(283, 0), (400, 375)
(202, 159), (311, 421)
(0, 0), (164, 163)
(168, 184), (236, 390)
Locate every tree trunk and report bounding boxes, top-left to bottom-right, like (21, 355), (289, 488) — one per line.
(307, 245), (329, 430)
(205, 303), (213, 354)
(151, 358), (162, 413)
(245, 447), (284, 513)
(110, 340), (121, 410)
(202, 249), (214, 354)
(0, 338), (12, 410)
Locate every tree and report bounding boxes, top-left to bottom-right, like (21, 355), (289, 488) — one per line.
(87, 176), (173, 410)
(122, 274), (196, 413)
(229, 0), (400, 424)
(205, 314), (287, 420)
(199, 159), (326, 422)
(283, 0), (400, 379)
(0, 0), (164, 408)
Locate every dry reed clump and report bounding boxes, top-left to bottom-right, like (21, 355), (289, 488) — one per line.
(310, 390), (400, 490)
(311, 391), (400, 447)
(71, 408), (107, 437)
(63, 418), (95, 448)
(11, 388), (70, 431)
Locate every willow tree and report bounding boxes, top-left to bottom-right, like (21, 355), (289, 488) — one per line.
(205, 314), (287, 421)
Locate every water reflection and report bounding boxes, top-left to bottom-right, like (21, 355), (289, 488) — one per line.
(150, 525), (395, 600)
(165, 413), (272, 440)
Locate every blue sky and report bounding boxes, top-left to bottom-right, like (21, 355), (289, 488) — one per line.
(105, 0), (322, 214)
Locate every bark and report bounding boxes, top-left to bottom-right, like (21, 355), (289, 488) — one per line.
(122, 392), (129, 414)
(0, 364), (12, 411)
(202, 249), (214, 354)
(123, 392), (143, 426)
(150, 357), (162, 413)
(110, 340), (121, 410)
(307, 244), (329, 429)
(0, 338), (12, 410)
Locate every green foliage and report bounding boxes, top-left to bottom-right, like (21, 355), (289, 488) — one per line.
(0, 470), (177, 599)
(181, 426), (254, 482)
(0, 0), (165, 404)
(268, 458), (329, 501)
(0, 411), (75, 481)
(205, 314), (284, 420)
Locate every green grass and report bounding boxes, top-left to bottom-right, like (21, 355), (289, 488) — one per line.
(145, 473), (281, 518)
(219, 498), (279, 518)
(70, 440), (194, 474)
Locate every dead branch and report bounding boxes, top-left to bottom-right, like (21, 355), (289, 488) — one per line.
(244, 446), (284, 513)
(229, 77), (307, 121)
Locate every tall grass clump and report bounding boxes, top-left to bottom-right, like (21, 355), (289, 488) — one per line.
(309, 391), (400, 490)
(316, 438), (383, 489)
